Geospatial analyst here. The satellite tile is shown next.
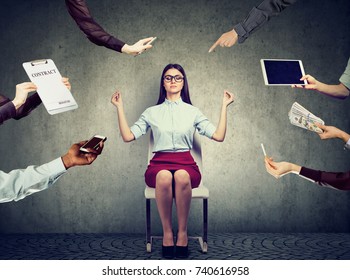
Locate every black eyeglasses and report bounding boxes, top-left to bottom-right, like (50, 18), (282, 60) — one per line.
(163, 75), (184, 83)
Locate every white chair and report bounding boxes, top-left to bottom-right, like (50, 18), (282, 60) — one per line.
(145, 131), (209, 253)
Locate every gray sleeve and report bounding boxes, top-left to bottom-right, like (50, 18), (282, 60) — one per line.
(233, 0), (298, 44)
(339, 58), (350, 90)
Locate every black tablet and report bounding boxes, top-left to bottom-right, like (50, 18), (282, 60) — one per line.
(261, 59), (307, 86)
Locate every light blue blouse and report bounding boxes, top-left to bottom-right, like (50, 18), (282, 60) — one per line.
(130, 98), (216, 152)
(0, 158), (66, 203)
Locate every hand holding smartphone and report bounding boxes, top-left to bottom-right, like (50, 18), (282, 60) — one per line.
(80, 135), (107, 153)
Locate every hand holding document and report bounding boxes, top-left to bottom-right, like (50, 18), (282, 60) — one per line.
(23, 59), (78, 115)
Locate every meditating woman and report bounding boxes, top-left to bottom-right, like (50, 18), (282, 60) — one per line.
(111, 63), (234, 258)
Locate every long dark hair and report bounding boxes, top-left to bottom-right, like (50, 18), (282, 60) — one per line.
(156, 64), (192, 105)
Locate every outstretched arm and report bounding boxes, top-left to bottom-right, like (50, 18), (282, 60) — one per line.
(0, 141), (103, 203)
(209, 0), (297, 52)
(65, 0), (125, 52)
(65, 0), (155, 55)
(0, 158), (66, 203)
(110, 91), (135, 142)
(212, 90), (234, 142)
(264, 157), (350, 190)
(292, 74), (349, 99)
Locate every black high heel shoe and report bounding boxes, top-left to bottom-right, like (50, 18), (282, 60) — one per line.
(162, 245), (175, 259)
(175, 245), (189, 258)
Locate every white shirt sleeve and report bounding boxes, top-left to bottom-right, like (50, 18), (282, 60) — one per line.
(0, 158), (67, 203)
(344, 138), (350, 150)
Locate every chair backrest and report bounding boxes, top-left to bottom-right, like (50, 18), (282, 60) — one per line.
(148, 131), (203, 172)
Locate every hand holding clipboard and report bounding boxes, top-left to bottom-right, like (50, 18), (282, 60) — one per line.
(23, 59), (78, 115)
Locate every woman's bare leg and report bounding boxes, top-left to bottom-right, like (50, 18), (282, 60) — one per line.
(174, 169), (192, 246)
(155, 170), (174, 246)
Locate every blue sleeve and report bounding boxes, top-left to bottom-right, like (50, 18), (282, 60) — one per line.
(130, 109), (151, 139)
(0, 158), (67, 203)
(194, 108), (216, 139)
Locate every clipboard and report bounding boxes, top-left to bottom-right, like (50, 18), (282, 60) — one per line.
(22, 59), (78, 115)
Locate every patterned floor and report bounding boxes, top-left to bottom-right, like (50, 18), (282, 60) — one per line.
(1, 232), (350, 260)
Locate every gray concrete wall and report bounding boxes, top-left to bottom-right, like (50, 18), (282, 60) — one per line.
(0, 0), (349, 234)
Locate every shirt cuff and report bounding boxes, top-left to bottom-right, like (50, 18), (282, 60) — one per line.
(48, 158), (67, 182)
(344, 138), (350, 150)
(233, 23), (248, 44)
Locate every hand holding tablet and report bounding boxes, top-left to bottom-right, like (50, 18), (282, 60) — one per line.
(291, 74), (319, 89)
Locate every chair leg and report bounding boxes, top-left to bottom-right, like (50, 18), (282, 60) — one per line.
(146, 199), (152, 252)
(203, 198), (208, 253)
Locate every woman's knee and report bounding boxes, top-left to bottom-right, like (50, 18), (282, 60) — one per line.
(174, 170), (191, 188)
(156, 170), (173, 188)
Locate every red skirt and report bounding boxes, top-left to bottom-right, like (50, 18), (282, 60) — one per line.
(145, 151), (201, 188)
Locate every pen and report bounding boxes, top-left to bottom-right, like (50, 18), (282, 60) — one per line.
(261, 143), (267, 157)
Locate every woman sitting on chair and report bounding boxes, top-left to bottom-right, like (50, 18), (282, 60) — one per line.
(111, 63), (234, 258)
